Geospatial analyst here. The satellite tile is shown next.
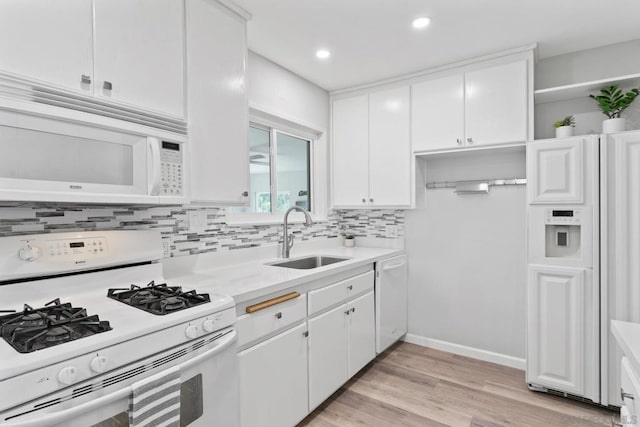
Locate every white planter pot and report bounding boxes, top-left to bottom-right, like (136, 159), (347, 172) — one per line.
(555, 126), (573, 138)
(343, 238), (355, 248)
(603, 117), (626, 134)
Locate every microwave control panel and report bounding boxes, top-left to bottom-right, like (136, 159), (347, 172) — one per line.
(45, 237), (108, 259)
(160, 142), (183, 196)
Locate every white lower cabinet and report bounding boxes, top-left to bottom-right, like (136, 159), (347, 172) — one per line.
(238, 322), (309, 427)
(308, 304), (350, 410)
(308, 290), (375, 410)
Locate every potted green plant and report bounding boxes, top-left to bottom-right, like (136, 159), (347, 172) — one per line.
(554, 115), (575, 138)
(589, 85), (640, 133)
(343, 234), (355, 248)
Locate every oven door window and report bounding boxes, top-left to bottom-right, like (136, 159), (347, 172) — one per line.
(91, 374), (204, 427)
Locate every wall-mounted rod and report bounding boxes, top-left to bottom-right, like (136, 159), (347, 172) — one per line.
(426, 178), (527, 194)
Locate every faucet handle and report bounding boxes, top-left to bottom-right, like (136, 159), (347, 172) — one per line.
(287, 234), (295, 250)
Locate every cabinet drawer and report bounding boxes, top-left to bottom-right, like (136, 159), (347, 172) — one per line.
(308, 271), (374, 315)
(237, 293), (307, 348)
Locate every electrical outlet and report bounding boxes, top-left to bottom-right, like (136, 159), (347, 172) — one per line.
(387, 225), (398, 238)
(187, 210), (208, 233)
(162, 239), (171, 257)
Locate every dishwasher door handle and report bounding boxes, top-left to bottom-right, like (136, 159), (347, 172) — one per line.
(382, 261), (406, 272)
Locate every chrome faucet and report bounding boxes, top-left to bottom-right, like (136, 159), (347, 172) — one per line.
(281, 206), (313, 258)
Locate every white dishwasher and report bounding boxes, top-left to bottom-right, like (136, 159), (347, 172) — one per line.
(375, 254), (408, 353)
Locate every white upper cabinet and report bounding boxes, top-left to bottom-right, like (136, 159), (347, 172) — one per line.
(0, 0), (185, 120)
(332, 87), (412, 209)
(186, 0), (249, 205)
(369, 86), (411, 207)
(411, 59), (528, 152)
(412, 74), (465, 151)
(0, 0), (93, 92)
(332, 94), (370, 207)
(465, 60), (527, 146)
(93, 0), (185, 117)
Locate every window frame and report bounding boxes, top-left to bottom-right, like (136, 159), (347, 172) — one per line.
(227, 115), (325, 225)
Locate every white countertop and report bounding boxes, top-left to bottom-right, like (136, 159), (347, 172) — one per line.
(612, 320), (640, 375)
(162, 238), (404, 304)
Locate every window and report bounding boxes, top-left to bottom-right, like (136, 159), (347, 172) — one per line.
(232, 124), (312, 215)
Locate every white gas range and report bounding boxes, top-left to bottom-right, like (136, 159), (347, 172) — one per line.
(0, 230), (239, 427)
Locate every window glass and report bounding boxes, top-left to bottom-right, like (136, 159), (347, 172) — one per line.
(276, 132), (310, 212)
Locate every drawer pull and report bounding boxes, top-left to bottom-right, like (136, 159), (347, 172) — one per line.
(275, 312), (282, 319)
(245, 292), (301, 313)
(347, 285), (353, 291)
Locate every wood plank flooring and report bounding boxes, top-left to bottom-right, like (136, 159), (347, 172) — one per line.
(298, 342), (616, 427)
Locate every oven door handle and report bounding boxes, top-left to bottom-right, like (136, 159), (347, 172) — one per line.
(178, 329), (236, 371)
(0, 329), (236, 427)
(0, 387), (131, 427)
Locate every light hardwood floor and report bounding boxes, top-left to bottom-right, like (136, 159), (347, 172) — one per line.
(298, 342), (616, 427)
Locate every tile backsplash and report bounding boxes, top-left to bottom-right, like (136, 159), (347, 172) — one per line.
(0, 205), (404, 257)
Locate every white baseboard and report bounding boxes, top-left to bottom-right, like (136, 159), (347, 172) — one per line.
(403, 333), (526, 370)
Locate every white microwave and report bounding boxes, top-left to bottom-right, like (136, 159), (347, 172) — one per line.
(0, 109), (186, 204)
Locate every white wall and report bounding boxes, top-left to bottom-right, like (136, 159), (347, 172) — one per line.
(405, 150), (527, 362)
(247, 51), (329, 216)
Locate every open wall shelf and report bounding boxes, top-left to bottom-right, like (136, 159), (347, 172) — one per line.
(535, 73), (640, 104)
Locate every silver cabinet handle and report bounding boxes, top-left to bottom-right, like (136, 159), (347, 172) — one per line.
(275, 312), (282, 319)
(467, 137), (473, 145)
(103, 81), (113, 91)
(81, 74), (92, 84)
(242, 191), (249, 197)
(456, 138), (463, 145)
(362, 198), (366, 203)
(351, 307), (356, 313)
(347, 285), (353, 291)
(612, 417), (624, 427)
(344, 310), (350, 315)
(369, 198), (374, 203)
(622, 389), (634, 400)
(302, 331), (309, 337)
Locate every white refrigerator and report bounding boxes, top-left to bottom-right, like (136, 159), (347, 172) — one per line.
(526, 130), (640, 407)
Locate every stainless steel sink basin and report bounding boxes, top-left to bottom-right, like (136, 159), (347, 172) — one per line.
(268, 256), (349, 270)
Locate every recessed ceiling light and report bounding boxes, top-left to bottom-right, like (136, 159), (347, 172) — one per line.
(315, 49), (331, 60)
(412, 17), (431, 30)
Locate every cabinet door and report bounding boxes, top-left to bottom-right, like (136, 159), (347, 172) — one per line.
(186, 0), (249, 204)
(0, 0), (93, 92)
(332, 95), (369, 207)
(93, 0), (185, 117)
(238, 323), (309, 427)
(348, 291), (376, 377)
(411, 74), (464, 152)
(465, 60), (527, 146)
(369, 86), (412, 207)
(527, 266), (596, 399)
(308, 304), (349, 410)
(528, 137), (585, 204)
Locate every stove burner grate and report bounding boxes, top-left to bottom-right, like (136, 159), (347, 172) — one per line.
(0, 299), (112, 353)
(107, 281), (210, 315)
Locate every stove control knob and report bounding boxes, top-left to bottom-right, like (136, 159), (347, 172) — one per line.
(185, 325), (199, 339)
(57, 366), (78, 385)
(202, 319), (216, 333)
(90, 355), (109, 373)
(18, 245), (41, 262)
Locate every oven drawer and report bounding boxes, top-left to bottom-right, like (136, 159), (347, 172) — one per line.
(236, 293), (307, 348)
(308, 271), (374, 316)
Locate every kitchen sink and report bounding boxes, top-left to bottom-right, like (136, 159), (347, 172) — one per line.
(268, 255), (349, 270)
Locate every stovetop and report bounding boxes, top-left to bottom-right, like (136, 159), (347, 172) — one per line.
(107, 280), (211, 315)
(0, 299), (111, 354)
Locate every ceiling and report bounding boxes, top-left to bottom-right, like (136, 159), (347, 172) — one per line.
(234, 0), (640, 91)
